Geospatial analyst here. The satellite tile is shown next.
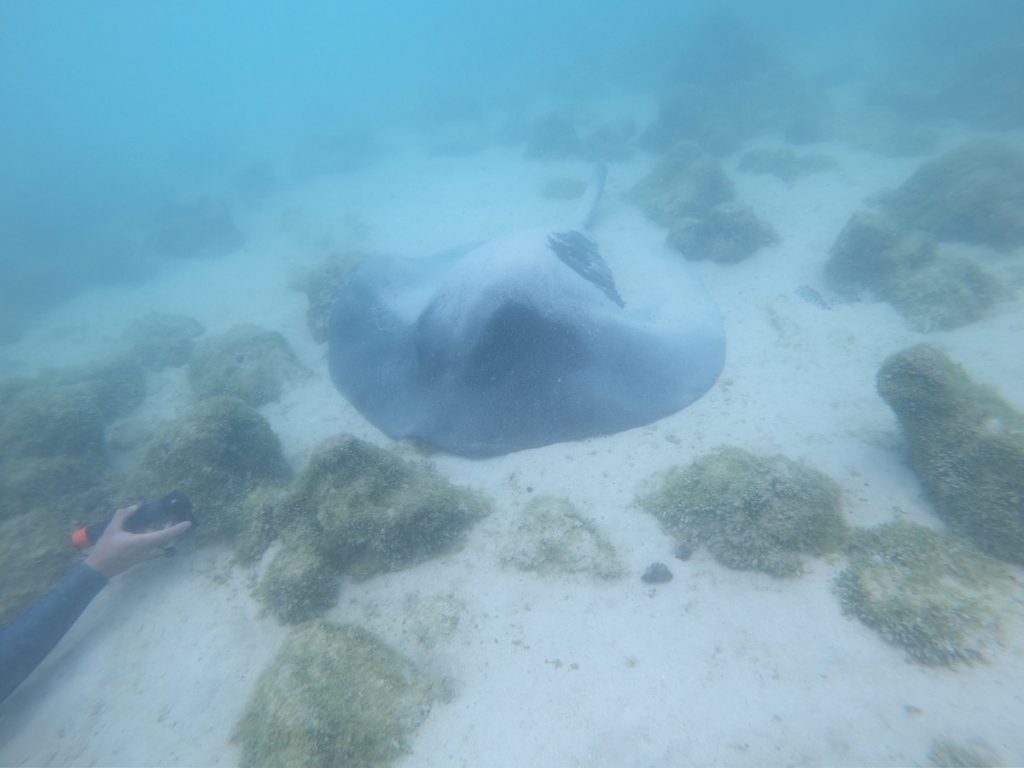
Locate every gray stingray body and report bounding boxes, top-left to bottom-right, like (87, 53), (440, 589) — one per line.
(328, 169), (725, 457)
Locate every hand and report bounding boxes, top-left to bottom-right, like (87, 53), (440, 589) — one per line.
(85, 505), (193, 578)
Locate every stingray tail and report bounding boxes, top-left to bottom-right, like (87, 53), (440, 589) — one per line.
(574, 162), (607, 231)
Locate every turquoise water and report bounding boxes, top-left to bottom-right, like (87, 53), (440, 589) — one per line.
(2, 0), (1020, 340)
(1, 2), (1023, 765)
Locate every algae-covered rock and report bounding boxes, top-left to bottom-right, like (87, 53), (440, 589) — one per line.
(836, 522), (1013, 665)
(0, 508), (80, 626)
(0, 384), (105, 460)
(836, 105), (940, 158)
(0, 378), (112, 615)
(257, 543), (341, 624)
(187, 324), (306, 406)
(639, 447), (847, 577)
(120, 312), (205, 370)
(292, 251), (365, 343)
(737, 147), (837, 183)
(0, 383), (109, 517)
(826, 210), (936, 296)
(282, 436), (488, 579)
(928, 737), (1003, 767)
(0, 455), (106, 520)
(500, 496), (624, 579)
(631, 142), (735, 228)
(881, 257), (1005, 332)
(403, 594), (466, 649)
(232, 486), (286, 565)
(879, 139), (1024, 249)
(825, 211), (1002, 331)
(127, 396), (289, 543)
(52, 356), (147, 420)
(235, 621), (444, 768)
(632, 144), (777, 264)
(667, 202), (778, 264)
(877, 345), (1024, 563)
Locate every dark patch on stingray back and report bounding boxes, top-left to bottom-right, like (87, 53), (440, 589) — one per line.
(464, 301), (586, 392)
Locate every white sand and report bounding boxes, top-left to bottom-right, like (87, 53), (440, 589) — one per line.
(1, 130), (1023, 767)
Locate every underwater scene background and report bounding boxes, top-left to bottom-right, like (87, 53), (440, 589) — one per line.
(1, 1), (1023, 765)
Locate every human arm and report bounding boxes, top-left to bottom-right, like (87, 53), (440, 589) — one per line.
(0, 561), (108, 703)
(0, 506), (191, 703)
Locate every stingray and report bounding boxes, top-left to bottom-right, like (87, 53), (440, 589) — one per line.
(328, 165), (725, 457)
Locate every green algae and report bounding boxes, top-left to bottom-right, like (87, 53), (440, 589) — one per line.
(281, 436), (488, 580)
(126, 396), (290, 545)
(837, 521), (1013, 666)
(257, 543), (341, 624)
(639, 446), (847, 577)
(877, 345), (1024, 563)
(631, 142), (735, 228)
(292, 251), (365, 343)
(667, 201), (778, 264)
(0, 508), (80, 627)
(826, 210), (1003, 331)
(235, 621), (444, 768)
(880, 139), (1024, 249)
(187, 323), (306, 406)
(120, 312), (205, 371)
(500, 496), (624, 580)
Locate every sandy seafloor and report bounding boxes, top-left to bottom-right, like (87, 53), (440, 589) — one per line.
(1, 107), (1024, 767)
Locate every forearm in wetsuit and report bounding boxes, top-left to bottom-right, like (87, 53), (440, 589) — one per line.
(0, 561), (108, 704)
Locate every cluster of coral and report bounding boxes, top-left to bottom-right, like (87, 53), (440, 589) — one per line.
(0, 306), (502, 766)
(0, 306), (490, 615)
(635, 344), (1024, 669)
(234, 452), (650, 765)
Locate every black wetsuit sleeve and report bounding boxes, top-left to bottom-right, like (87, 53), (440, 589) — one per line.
(0, 561), (108, 703)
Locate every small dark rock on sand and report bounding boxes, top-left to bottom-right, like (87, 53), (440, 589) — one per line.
(641, 562), (673, 584)
(673, 543), (694, 561)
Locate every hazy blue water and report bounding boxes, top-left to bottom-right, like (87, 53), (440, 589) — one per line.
(0, 0), (1020, 335)
(1, 3), (1023, 764)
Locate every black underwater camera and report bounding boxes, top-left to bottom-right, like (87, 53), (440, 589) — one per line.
(72, 491), (196, 550)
